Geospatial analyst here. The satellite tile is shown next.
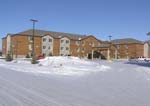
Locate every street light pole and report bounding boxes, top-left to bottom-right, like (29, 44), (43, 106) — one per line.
(30, 19), (38, 64)
(108, 35), (112, 60)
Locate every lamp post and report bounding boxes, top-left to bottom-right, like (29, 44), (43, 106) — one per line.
(108, 35), (112, 60)
(30, 19), (38, 64)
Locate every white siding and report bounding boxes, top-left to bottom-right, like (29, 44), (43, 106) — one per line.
(60, 37), (70, 56)
(144, 43), (149, 58)
(42, 35), (54, 56)
(6, 35), (11, 54)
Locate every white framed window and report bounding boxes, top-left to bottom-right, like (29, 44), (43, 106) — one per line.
(28, 36), (32, 41)
(89, 42), (94, 46)
(48, 46), (51, 50)
(82, 41), (85, 46)
(28, 44), (32, 50)
(125, 44), (128, 49)
(61, 40), (64, 43)
(61, 47), (64, 50)
(117, 50), (120, 54)
(76, 41), (80, 45)
(66, 40), (69, 44)
(43, 46), (46, 49)
(66, 47), (69, 50)
(75, 48), (80, 52)
(82, 48), (85, 52)
(117, 45), (120, 49)
(43, 38), (46, 42)
(49, 39), (52, 42)
(125, 50), (128, 54)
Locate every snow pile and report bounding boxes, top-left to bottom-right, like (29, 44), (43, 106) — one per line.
(38, 56), (92, 66)
(37, 56), (111, 75)
(0, 56), (111, 76)
(12, 58), (32, 64)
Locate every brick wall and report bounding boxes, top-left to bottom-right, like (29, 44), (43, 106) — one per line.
(2, 38), (7, 56)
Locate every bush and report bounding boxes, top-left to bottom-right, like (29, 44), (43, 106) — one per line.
(26, 54), (30, 58)
(6, 54), (12, 61)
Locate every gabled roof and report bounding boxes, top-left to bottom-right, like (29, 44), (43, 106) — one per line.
(2, 33), (13, 39)
(17, 29), (87, 40)
(111, 38), (143, 44)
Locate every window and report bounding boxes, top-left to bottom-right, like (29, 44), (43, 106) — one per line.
(48, 46), (51, 50)
(125, 50), (128, 54)
(76, 41), (80, 45)
(28, 44), (32, 50)
(61, 40), (64, 43)
(125, 44), (128, 49)
(66, 40), (69, 44)
(66, 47), (69, 50)
(90, 42), (94, 46)
(82, 48), (85, 52)
(61, 47), (64, 50)
(117, 50), (120, 54)
(117, 45), (120, 49)
(43, 38), (46, 42)
(43, 46), (46, 49)
(82, 41), (85, 46)
(75, 48), (80, 52)
(49, 39), (52, 42)
(28, 36), (32, 41)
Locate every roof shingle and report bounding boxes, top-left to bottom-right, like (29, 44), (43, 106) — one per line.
(111, 38), (143, 44)
(17, 29), (87, 40)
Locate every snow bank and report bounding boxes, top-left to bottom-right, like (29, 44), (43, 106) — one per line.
(0, 56), (111, 76)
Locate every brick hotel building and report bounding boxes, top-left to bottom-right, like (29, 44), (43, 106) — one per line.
(2, 29), (145, 59)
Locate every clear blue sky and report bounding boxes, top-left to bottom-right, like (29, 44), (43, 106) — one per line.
(1, 0), (150, 48)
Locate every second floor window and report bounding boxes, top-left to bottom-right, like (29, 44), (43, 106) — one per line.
(75, 48), (80, 52)
(82, 48), (85, 52)
(66, 47), (69, 50)
(125, 44), (128, 49)
(28, 36), (32, 41)
(76, 41), (80, 45)
(66, 40), (69, 44)
(90, 42), (94, 46)
(82, 41), (85, 46)
(61, 40), (64, 43)
(28, 44), (32, 50)
(61, 47), (64, 50)
(117, 45), (120, 49)
(43, 46), (46, 49)
(43, 38), (46, 42)
(48, 46), (51, 50)
(49, 39), (52, 42)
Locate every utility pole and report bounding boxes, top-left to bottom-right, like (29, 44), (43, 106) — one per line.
(108, 35), (112, 60)
(30, 19), (38, 64)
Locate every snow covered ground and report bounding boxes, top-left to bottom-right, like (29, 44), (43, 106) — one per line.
(0, 57), (150, 106)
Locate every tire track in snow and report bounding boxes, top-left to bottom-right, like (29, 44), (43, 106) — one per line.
(0, 91), (24, 106)
(0, 75), (70, 106)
